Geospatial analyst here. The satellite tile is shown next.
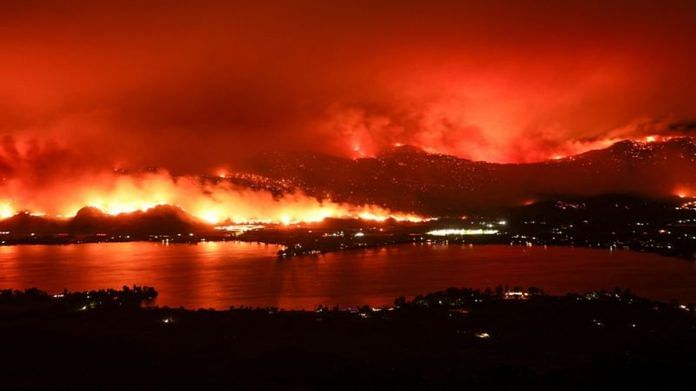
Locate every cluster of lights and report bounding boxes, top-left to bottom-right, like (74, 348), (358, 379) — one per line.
(427, 228), (499, 236)
(213, 224), (264, 233)
(678, 200), (696, 211)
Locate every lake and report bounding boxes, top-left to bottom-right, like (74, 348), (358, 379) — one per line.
(0, 242), (695, 309)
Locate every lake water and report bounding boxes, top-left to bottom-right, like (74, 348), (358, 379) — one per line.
(0, 242), (695, 309)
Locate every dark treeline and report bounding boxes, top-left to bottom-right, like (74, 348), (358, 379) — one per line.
(0, 285), (157, 310)
(0, 285), (694, 389)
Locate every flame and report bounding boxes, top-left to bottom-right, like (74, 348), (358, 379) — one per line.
(198, 210), (224, 225)
(0, 202), (15, 219)
(674, 186), (693, 199)
(0, 170), (426, 224)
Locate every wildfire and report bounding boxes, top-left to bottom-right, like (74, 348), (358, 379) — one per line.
(191, 202), (424, 226)
(674, 187), (693, 199)
(0, 170), (426, 225)
(0, 202), (15, 219)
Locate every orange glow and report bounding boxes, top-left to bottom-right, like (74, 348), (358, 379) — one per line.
(0, 2), (696, 171)
(0, 202), (15, 219)
(199, 210), (224, 224)
(0, 170), (425, 225)
(674, 187), (692, 199)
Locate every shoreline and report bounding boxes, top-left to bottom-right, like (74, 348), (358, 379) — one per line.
(1, 232), (693, 262)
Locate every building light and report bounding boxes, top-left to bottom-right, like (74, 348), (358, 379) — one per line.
(426, 229), (498, 236)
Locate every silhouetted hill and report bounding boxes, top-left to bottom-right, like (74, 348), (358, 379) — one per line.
(0, 212), (64, 235)
(69, 205), (208, 234)
(0, 206), (212, 238)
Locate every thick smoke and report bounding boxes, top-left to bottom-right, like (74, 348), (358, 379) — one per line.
(1, 1), (696, 169)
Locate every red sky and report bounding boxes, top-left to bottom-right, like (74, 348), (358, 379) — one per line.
(1, 0), (696, 172)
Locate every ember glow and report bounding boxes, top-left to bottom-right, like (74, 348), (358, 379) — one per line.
(0, 202), (14, 220)
(675, 188), (694, 200)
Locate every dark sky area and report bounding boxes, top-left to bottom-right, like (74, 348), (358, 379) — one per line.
(1, 0), (696, 173)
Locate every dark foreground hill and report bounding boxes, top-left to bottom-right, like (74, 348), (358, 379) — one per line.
(0, 286), (694, 390)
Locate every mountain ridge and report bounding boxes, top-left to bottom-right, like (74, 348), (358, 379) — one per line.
(243, 137), (696, 214)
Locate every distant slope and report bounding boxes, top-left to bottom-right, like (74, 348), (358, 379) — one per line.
(244, 138), (696, 214)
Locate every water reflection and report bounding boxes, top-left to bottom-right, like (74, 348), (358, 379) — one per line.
(0, 242), (695, 309)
